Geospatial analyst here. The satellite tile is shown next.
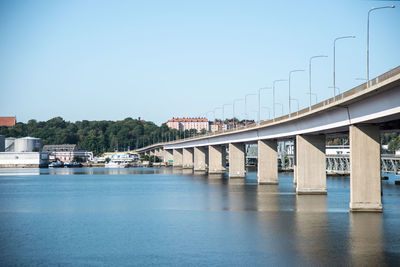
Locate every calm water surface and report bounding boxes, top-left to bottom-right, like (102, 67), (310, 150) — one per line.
(0, 167), (399, 266)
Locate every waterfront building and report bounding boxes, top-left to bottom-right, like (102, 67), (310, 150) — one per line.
(0, 152), (49, 168)
(103, 151), (139, 162)
(0, 135), (4, 152)
(42, 144), (93, 162)
(167, 118), (209, 132)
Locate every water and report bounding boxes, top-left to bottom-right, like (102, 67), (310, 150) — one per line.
(0, 167), (399, 266)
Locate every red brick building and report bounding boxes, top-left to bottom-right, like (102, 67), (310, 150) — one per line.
(0, 117), (16, 127)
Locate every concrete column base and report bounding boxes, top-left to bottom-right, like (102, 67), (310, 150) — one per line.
(297, 188), (327, 195)
(296, 134), (327, 195)
(194, 147), (208, 172)
(350, 125), (382, 212)
(182, 148), (194, 169)
(350, 202), (382, 212)
(208, 145), (226, 174)
(173, 149), (183, 168)
(259, 180), (278, 185)
(208, 169), (226, 174)
(164, 149), (173, 166)
(293, 139), (297, 185)
(229, 143), (246, 178)
(257, 140), (278, 185)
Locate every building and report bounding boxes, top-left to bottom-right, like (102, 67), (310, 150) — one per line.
(42, 144), (93, 162)
(103, 152), (139, 162)
(167, 118), (209, 132)
(4, 137), (42, 152)
(0, 135), (4, 152)
(209, 121), (222, 132)
(0, 152), (49, 168)
(0, 117), (16, 127)
(0, 136), (49, 168)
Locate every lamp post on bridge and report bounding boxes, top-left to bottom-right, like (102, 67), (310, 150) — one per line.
(233, 98), (243, 128)
(328, 86), (340, 94)
(258, 87), (271, 124)
(367, 5), (395, 81)
(273, 79), (287, 120)
(309, 55), (327, 108)
(214, 107), (222, 132)
(222, 103), (232, 131)
(245, 93), (256, 126)
(333, 36), (355, 98)
(261, 106), (271, 120)
(274, 102), (284, 118)
(306, 92), (318, 105)
(288, 70), (304, 115)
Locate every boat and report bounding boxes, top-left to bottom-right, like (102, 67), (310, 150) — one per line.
(63, 162), (83, 168)
(105, 160), (129, 168)
(49, 160), (64, 168)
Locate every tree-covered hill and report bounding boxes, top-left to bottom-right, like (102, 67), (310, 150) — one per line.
(0, 117), (193, 155)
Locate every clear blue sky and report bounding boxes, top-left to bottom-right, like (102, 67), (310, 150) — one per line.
(1, 0), (399, 125)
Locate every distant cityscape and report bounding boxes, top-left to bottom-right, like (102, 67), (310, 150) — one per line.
(167, 117), (255, 132)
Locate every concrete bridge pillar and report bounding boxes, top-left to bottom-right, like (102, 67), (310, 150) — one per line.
(173, 148), (183, 168)
(194, 146), (208, 172)
(257, 139), (278, 184)
(296, 134), (327, 195)
(350, 125), (382, 212)
(229, 143), (246, 178)
(164, 149), (173, 164)
(208, 145), (226, 174)
(183, 148), (194, 169)
(293, 139), (297, 185)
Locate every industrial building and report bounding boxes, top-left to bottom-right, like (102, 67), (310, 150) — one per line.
(0, 136), (49, 168)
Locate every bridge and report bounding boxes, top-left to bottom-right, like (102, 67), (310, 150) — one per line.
(136, 66), (400, 212)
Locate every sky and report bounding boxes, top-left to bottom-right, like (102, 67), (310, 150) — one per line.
(0, 0), (399, 125)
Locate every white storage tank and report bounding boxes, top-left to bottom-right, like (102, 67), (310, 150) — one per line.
(14, 137), (42, 152)
(5, 137), (15, 152)
(0, 135), (4, 152)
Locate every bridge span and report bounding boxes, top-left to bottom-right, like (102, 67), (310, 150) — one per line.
(137, 66), (400, 212)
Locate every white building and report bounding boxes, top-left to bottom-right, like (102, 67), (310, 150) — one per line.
(167, 118), (209, 132)
(0, 152), (49, 168)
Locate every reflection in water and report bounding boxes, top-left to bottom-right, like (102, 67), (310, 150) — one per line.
(295, 195), (331, 265)
(350, 213), (384, 265)
(208, 173), (225, 179)
(182, 169), (193, 175)
(0, 168), (399, 265)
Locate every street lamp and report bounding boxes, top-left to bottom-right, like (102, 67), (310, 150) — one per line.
(309, 55), (327, 107)
(261, 106), (271, 120)
(367, 5), (395, 81)
(288, 70), (304, 114)
(258, 87), (271, 123)
(274, 102), (284, 117)
(273, 79), (287, 119)
(245, 93), (256, 125)
(214, 107), (222, 132)
(333, 36), (355, 98)
(328, 86), (340, 94)
(222, 103), (232, 131)
(306, 92), (318, 104)
(233, 98), (243, 127)
(290, 98), (300, 114)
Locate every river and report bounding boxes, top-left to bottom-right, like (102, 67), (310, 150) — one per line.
(0, 167), (399, 266)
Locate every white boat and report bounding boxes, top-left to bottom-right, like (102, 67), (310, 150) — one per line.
(105, 160), (129, 168)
